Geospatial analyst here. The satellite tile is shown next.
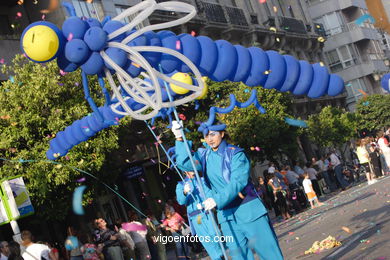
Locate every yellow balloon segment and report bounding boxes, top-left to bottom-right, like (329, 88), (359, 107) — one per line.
(170, 72), (192, 95)
(22, 25), (59, 62)
(196, 76), (208, 100)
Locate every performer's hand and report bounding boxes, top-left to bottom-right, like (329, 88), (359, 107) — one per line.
(183, 183), (191, 194)
(196, 203), (203, 210)
(171, 120), (183, 139)
(203, 198), (217, 211)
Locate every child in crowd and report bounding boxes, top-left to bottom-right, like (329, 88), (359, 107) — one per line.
(302, 172), (324, 209)
(79, 234), (100, 260)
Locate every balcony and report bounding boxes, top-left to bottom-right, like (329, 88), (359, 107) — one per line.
(323, 22), (380, 51)
(337, 59), (387, 82)
(225, 6), (248, 26)
(339, 0), (366, 10)
(279, 16), (307, 34)
(201, 1), (227, 24)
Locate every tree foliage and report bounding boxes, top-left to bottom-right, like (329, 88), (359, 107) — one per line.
(306, 106), (359, 149)
(355, 94), (390, 131)
(0, 55), (129, 220)
(167, 80), (301, 162)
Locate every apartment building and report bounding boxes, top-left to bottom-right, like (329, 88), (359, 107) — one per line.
(306, 0), (390, 110)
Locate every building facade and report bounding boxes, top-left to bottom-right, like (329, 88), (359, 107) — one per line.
(306, 0), (390, 111)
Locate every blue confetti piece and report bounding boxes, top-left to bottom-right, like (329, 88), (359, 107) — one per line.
(244, 89), (250, 93)
(9, 76), (14, 83)
(355, 14), (375, 26)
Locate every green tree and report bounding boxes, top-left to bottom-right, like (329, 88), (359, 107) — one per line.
(306, 106), (359, 149)
(0, 55), (129, 220)
(166, 80), (301, 162)
(356, 94), (390, 131)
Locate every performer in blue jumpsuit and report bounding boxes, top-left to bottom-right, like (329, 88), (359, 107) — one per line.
(172, 120), (284, 260)
(175, 165), (224, 260)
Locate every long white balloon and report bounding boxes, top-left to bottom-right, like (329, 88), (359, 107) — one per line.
(99, 0), (204, 121)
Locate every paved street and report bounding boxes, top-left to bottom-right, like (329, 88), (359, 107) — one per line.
(276, 176), (390, 260)
(167, 176), (390, 260)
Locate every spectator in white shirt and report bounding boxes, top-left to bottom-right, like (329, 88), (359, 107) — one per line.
(21, 230), (50, 260)
(0, 241), (9, 260)
(305, 162), (322, 197)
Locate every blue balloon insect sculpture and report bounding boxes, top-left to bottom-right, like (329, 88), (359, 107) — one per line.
(20, 0), (345, 160)
(381, 73), (390, 92)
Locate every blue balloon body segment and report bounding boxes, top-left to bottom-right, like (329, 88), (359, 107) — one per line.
(327, 74), (345, 96)
(211, 40), (238, 82)
(84, 27), (107, 51)
(307, 64), (330, 98)
(62, 17), (89, 40)
(279, 55), (300, 92)
(179, 34), (201, 72)
(233, 45), (251, 82)
(284, 117), (308, 128)
(293, 61), (313, 95)
(381, 73), (390, 92)
(263, 51), (286, 90)
(46, 105), (124, 160)
(245, 47), (269, 87)
(72, 185), (87, 215)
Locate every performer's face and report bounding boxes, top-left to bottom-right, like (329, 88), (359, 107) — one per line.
(205, 131), (224, 150)
(185, 171), (195, 178)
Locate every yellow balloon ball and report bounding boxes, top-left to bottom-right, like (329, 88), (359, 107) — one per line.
(170, 72), (192, 95)
(22, 25), (59, 62)
(196, 77), (208, 100)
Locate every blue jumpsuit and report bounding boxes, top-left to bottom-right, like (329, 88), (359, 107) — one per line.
(175, 140), (284, 260)
(176, 177), (224, 260)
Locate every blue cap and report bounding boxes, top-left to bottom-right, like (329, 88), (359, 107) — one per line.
(198, 121), (226, 136)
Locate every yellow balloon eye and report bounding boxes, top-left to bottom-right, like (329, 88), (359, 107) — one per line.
(170, 73), (192, 95)
(22, 25), (59, 62)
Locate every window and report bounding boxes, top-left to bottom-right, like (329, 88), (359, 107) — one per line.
(325, 45), (355, 72)
(315, 12), (343, 35)
(345, 78), (367, 101)
(72, 0), (104, 20)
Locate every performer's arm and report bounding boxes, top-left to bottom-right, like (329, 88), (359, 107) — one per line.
(175, 140), (202, 172)
(213, 152), (250, 209)
(176, 182), (190, 205)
